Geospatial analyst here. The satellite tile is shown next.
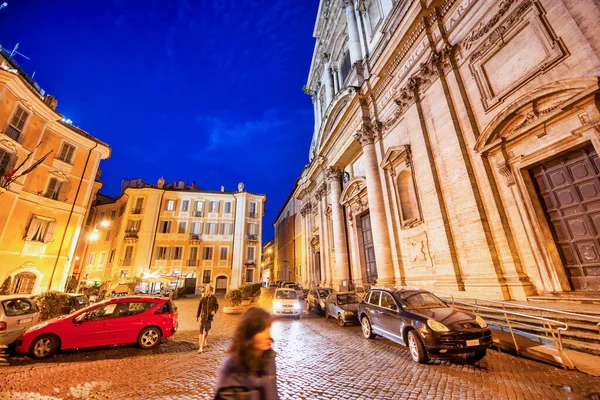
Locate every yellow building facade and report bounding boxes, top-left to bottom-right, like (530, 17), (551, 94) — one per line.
(75, 179), (266, 295)
(0, 52), (111, 294)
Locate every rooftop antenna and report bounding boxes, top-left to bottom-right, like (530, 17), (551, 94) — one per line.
(9, 43), (30, 61)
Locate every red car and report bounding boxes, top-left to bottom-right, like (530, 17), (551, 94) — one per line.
(16, 296), (178, 359)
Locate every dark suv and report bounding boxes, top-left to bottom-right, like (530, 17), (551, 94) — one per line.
(358, 288), (492, 364)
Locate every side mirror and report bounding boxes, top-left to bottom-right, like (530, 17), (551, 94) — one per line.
(73, 314), (86, 325)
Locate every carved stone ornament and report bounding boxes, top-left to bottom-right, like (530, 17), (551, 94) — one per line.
(353, 125), (376, 147)
(314, 182), (328, 201)
(347, 197), (369, 221)
(325, 166), (343, 183)
(496, 162), (516, 186)
(49, 170), (69, 182)
(462, 0), (521, 52)
(300, 201), (313, 216)
(0, 139), (18, 154)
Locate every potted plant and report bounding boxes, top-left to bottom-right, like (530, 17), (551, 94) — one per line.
(223, 289), (244, 315)
(240, 284), (254, 306)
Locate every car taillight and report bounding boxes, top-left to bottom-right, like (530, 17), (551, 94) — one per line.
(0, 321), (6, 332)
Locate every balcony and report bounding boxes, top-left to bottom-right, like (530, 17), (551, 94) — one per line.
(245, 259), (256, 265)
(249, 212), (257, 219)
(120, 258), (132, 266)
(124, 229), (139, 242)
(193, 211), (204, 217)
(131, 208), (143, 214)
(246, 234), (258, 241)
(189, 234), (202, 244)
(187, 259), (199, 267)
(2, 125), (23, 144)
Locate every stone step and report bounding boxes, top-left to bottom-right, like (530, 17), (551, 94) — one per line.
(527, 292), (600, 305)
(478, 312), (600, 336)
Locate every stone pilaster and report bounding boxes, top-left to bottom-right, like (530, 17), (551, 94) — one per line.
(327, 167), (350, 290)
(353, 126), (395, 285)
(343, 0), (362, 64)
(322, 54), (334, 107)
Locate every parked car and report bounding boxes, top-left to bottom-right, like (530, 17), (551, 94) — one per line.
(271, 288), (301, 319)
(358, 288), (491, 364)
(306, 288), (332, 313)
(0, 295), (40, 347)
(61, 294), (90, 315)
(16, 296), (178, 359)
(325, 292), (360, 327)
(284, 283), (304, 299)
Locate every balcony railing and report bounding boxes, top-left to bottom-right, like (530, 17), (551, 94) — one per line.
(131, 208), (142, 214)
(3, 125), (24, 144)
(121, 258), (132, 266)
(246, 234), (258, 241)
(249, 212), (257, 219)
(124, 229), (139, 242)
(189, 234), (202, 243)
(187, 259), (199, 266)
(193, 211), (204, 217)
(245, 259), (256, 265)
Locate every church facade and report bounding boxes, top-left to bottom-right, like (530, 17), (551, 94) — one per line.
(290, 0), (600, 300)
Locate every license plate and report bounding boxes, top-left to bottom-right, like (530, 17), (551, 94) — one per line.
(466, 339), (480, 347)
(282, 311), (292, 314)
(18, 317), (33, 325)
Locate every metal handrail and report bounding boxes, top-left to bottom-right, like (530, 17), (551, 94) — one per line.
(442, 298), (575, 370)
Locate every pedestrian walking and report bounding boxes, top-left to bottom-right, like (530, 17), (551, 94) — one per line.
(196, 285), (219, 353)
(214, 307), (278, 400)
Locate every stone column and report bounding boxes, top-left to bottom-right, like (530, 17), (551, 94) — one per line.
(327, 167), (350, 290)
(343, 0), (363, 64)
(354, 126), (395, 285)
(332, 67), (339, 94)
(322, 54), (334, 107)
(315, 187), (328, 286)
(300, 201), (312, 287)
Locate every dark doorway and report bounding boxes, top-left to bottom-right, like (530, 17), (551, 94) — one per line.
(315, 252), (322, 285)
(215, 276), (227, 295)
(184, 277), (196, 295)
(531, 145), (600, 290)
(360, 213), (378, 284)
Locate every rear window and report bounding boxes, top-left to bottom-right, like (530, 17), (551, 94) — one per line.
(2, 298), (38, 317)
(155, 300), (175, 314)
(275, 290), (297, 299)
(119, 302), (156, 317)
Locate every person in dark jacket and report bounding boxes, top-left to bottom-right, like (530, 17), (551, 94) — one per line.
(196, 285), (219, 353)
(214, 307), (278, 400)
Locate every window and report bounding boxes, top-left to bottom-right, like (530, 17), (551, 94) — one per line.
(1, 298), (37, 316)
(181, 200), (189, 212)
(109, 249), (116, 263)
(85, 303), (119, 321)
(12, 272), (36, 294)
(189, 247), (199, 260)
(246, 223), (258, 235)
(202, 270), (211, 284)
(248, 202), (257, 218)
(123, 246), (134, 263)
(380, 292), (396, 310)
(120, 270), (129, 278)
(98, 252), (107, 267)
(340, 51), (351, 85)
(203, 247), (214, 260)
(178, 221), (187, 234)
(0, 149), (17, 178)
(247, 246), (255, 262)
(44, 178), (62, 200)
(220, 223), (232, 235)
(190, 222), (203, 236)
(206, 223), (218, 235)
(219, 246), (228, 260)
(366, 0), (382, 33)
(159, 220), (171, 233)
(398, 170), (420, 224)
(104, 229), (111, 241)
(172, 247), (183, 260)
(100, 212), (106, 221)
(25, 216), (56, 243)
(88, 253), (96, 266)
(165, 199), (176, 211)
(110, 210), (116, 220)
(194, 200), (204, 216)
(246, 268), (254, 283)
(126, 219), (141, 232)
(120, 302), (155, 317)
(57, 142), (76, 164)
(119, 204), (125, 216)
(368, 291), (381, 306)
(6, 106), (29, 141)
(224, 202), (232, 214)
(155, 246), (169, 260)
(133, 197), (144, 213)
(209, 201), (220, 213)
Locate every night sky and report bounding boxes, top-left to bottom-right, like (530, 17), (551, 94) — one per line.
(0, 0), (320, 240)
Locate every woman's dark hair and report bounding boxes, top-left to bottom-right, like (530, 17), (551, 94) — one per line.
(229, 307), (273, 374)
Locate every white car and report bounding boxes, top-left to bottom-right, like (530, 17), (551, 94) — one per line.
(272, 288), (301, 319)
(0, 295), (41, 347)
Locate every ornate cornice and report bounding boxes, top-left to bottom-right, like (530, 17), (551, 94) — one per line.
(325, 166), (343, 183)
(314, 182), (328, 201)
(300, 201), (313, 216)
(354, 125), (376, 147)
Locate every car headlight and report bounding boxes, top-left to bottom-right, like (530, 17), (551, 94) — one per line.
(343, 311), (354, 315)
(273, 302), (282, 310)
(427, 319), (450, 332)
(475, 315), (487, 328)
(25, 322), (47, 333)
(293, 303), (301, 310)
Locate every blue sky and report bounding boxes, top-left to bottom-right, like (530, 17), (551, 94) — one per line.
(0, 0), (319, 240)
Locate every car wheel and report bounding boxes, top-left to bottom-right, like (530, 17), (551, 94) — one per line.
(295, 315), (301, 320)
(30, 335), (59, 359)
(325, 309), (330, 319)
(361, 317), (375, 339)
(407, 330), (429, 364)
(138, 327), (162, 349)
(466, 349), (486, 363)
(337, 314), (345, 327)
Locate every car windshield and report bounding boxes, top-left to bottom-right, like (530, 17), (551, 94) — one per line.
(337, 294), (359, 305)
(400, 292), (447, 309)
(1, 298), (38, 317)
(317, 289), (331, 298)
(276, 290), (297, 300)
(286, 284), (301, 290)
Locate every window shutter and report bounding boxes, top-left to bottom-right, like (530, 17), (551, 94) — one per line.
(66, 145), (75, 163)
(58, 180), (71, 201)
(25, 217), (41, 240)
(45, 178), (57, 198)
(43, 221), (56, 243)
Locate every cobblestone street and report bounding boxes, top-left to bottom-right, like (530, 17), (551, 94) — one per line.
(1, 296), (599, 400)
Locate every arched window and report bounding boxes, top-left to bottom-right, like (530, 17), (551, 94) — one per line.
(398, 170), (419, 223)
(12, 272), (36, 294)
(340, 51), (351, 85)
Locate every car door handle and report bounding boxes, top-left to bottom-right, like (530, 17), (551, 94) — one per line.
(375, 310), (383, 314)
